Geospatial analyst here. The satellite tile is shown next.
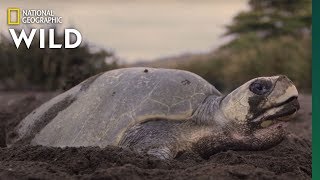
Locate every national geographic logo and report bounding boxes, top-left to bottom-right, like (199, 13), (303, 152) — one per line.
(6, 7), (82, 49)
(7, 8), (62, 25)
(7, 8), (20, 25)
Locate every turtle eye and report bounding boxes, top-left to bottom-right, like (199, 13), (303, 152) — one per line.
(249, 80), (272, 95)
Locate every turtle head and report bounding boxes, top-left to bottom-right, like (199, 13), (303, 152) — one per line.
(220, 75), (299, 134)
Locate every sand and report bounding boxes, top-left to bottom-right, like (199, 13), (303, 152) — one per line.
(0, 92), (311, 180)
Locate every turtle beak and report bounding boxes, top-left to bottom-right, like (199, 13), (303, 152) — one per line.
(257, 97), (299, 128)
(264, 75), (298, 107)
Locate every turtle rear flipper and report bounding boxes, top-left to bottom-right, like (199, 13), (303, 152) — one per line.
(119, 118), (184, 159)
(147, 147), (174, 160)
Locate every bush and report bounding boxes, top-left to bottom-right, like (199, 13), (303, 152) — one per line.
(0, 28), (118, 91)
(182, 35), (311, 92)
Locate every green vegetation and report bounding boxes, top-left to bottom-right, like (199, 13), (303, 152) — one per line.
(0, 29), (118, 91)
(181, 0), (311, 92)
(0, 0), (311, 92)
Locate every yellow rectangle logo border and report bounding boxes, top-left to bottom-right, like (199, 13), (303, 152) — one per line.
(7, 8), (20, 25)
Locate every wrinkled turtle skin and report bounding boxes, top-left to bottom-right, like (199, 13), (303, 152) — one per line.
(7, 68), (300, 159)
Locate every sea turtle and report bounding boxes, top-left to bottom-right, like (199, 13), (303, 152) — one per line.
(7, 67), (300, 159)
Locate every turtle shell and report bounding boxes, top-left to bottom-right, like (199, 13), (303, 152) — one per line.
(9, 67), (221, 147)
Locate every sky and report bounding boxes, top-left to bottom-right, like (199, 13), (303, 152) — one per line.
(1, 0), (248, 63)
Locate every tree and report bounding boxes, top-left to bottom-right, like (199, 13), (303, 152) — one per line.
(181, 0), (312, 91)
(226, 0), (311, 38)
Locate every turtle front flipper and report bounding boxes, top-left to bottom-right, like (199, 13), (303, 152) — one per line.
(192, 125), (286, 159)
